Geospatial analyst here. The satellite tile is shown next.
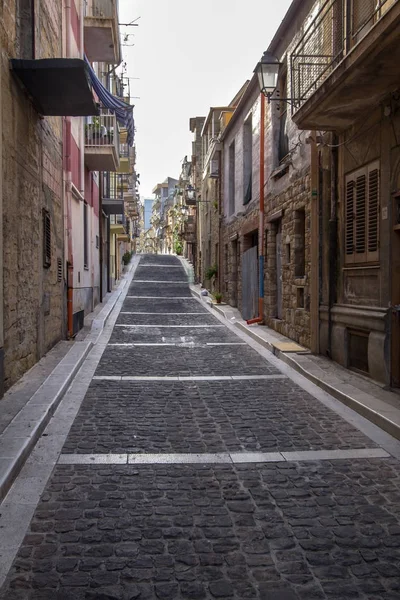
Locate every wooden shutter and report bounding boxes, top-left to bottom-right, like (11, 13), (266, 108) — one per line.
(345, 162), (379, 265)
(367, 162), (379, 262)
(345, 178), (355, 262)
(354, 173), (367, 262)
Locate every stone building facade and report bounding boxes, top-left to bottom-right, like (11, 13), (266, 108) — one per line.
(220, 20), (313, 348)
(292, 0), (400, 384)
(0, 0), (65, 390)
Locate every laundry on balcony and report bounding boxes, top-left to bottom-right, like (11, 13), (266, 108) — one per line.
(85, 56), (135, 146)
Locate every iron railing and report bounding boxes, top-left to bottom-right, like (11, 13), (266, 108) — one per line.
(291, 0), (398, 109)
(85, 108), (119, 155)
(84, 0), (118, 18)
(102, 172), (124, 201)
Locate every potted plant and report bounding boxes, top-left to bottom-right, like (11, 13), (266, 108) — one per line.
(214, 292), (223, 304)
(205, 264), (218, 280)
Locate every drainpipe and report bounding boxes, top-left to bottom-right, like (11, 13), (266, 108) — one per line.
(65, 0), (74, 337)
(310, 131), (320, 354)
(247, 92), (265, 325)
(328, 133), (338, 357)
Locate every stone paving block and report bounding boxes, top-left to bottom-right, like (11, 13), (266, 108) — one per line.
(128, 282), (192, 298)
(61, 379), (378, 455)
(95, 344), (279, 377)
(122, 297), (207, 314)
(117, 312), (219, 326)
(2, 460), (400, 599)
(109, 325), (239, 345)
(134, 266), (187, 282)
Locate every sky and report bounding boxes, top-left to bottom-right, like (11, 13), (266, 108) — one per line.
(118, 0), (293, 199)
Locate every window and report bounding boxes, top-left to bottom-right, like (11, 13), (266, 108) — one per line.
(345, 161), (379, 264)
(278, 73), (289, 162)
(43, 209), (51, 268)
(294, 209), (306, 277)
(17, 0), (34, 59)
(84, 202), (89, 269)
(229, 141), (235, 215)
(243, 115), (252, 205)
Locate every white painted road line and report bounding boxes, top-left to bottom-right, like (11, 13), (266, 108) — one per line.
(126, 296), (193, 299)
(119, 312), (210, 315)
(92, 375), (287, 382)
(108, 343), (248, 347)
(58, 448), (391, 466)
(114, 324), (225, 328)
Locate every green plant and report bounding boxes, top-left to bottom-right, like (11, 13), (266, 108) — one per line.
(174, 241), (183, 255)
(213, 200), (219, 211)
(214, 292), (222, 302)
(205, 264), (218, 280)
(122, 251), (132, 265)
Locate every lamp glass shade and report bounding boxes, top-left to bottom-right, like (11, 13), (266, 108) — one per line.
(255, 52), (281, 96)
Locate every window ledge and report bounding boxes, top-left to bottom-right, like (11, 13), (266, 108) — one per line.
(271, 163), (290, 180)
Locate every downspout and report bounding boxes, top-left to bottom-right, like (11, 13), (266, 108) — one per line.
(328, 133), (338, 357)
(65, 0), (74, 338)
(218, 150), (222, 294)
(247, 92), (265, 325)
(310, 131), (320, 354)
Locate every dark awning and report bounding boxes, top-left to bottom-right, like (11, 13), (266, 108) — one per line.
(10, 58), (99, 116)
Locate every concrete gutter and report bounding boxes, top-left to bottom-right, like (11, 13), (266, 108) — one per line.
(0, 256), (140, 502)
(197, 289), (400, 442)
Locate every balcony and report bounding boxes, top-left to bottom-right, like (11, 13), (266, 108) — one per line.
(102, 172), (124, 215)
(84, 0), (121, 64)
(85, 109), (120, 172)
(291, 0), (400, 130)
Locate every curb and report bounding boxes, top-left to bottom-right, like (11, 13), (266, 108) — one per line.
(88, 256), (140, 343)
(234, 322), (400, 442)
(0, 341), (92, 501)
(0, 258), (141, 502)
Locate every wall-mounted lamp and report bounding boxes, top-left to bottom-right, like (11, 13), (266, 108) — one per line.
(254, 51), (304, 106)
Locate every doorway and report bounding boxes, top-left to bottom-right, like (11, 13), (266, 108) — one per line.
(276, 220), (283, 319)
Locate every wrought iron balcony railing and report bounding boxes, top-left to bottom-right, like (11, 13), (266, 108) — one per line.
(85, 108), (120, 153)
(84, 0), (118, 19)
(291, 0), (398, 110)
(102, 172), (124, 200)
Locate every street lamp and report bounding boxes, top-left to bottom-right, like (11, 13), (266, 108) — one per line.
(254, 51), (281, 102)
(187, 185), (195, 201)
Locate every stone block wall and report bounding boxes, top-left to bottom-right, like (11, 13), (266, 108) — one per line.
(264, 170), (311, 348)
(1, 0), (65, 389)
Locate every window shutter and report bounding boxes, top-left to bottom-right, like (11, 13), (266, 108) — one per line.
(367, 165), (379, 261)
(345, 178), (355, 262)
(43, 209), (51, 268)
(354, 173), (367, 262)
(345, 161), (379, 265)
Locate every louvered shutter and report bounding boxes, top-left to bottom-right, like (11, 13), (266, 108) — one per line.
(367, 163), (379, 262)
(43, 209), (51, 268)
(344, 161), (379, 264)
(354, 173), (367, 263)
(345, 178), (355, 263)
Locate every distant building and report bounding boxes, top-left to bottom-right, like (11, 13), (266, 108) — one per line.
(144, 199), (154, 230)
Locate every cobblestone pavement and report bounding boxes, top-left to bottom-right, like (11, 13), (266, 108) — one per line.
(2, 255), (400, 600)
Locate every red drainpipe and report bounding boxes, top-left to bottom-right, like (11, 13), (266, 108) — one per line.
(247, 92), (265, 325)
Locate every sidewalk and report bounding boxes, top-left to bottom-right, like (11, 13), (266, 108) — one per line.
(191, 283), (400, 442)
(0, 257), (140, 501)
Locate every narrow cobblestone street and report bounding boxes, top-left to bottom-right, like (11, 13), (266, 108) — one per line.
(1, 255), (400, 600)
